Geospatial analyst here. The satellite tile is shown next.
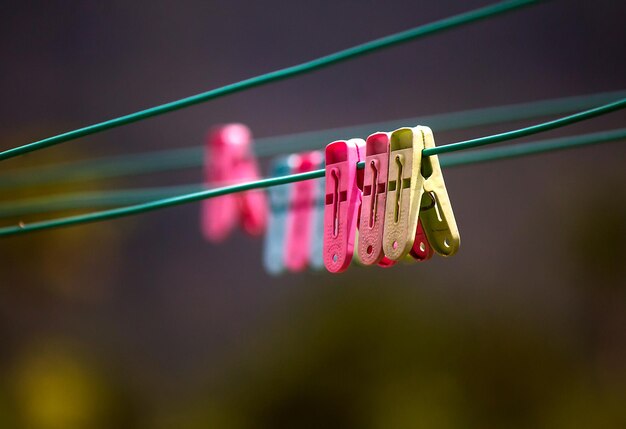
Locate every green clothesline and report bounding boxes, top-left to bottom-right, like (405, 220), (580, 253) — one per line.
(1, 128), (624, 219)
(0, 0), (540, 162)
(2, 90), (624, 190)
(423, 98), (626, 156)
(1, 99), (624, 237)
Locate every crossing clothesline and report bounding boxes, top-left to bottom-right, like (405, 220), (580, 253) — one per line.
(2, 90), (624, 190)
(0, 0), (540, 162)
(1, 98), (624, 237)
(1, 128), (624, 220)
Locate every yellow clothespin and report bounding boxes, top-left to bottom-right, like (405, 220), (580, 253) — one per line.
(418, 126), (460, 256)
(382, 127), (425, 260)
(382, 126), (460, 260)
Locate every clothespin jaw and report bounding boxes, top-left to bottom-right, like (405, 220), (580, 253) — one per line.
(323, 139), (364, 273)
(201, 124), (267, 242)
(263, 155), (293, 275)
(382, 127), (425, 260)
(418, 126), (460, 256)
(358, 132), (392, 265)
(285, 151), (323, 272)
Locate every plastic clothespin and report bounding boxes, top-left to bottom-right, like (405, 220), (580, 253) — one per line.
(417, 126), (460, 256)
(309, 154), (326, 271)
(201, 124), (267, 242)
(263, 156), (293, 275)
(353, 140), (367, 267)
(409, 219), (434, 261)
(285, 151), (323, 272)
(323, 139), (365, 273)
(382, 127), (425, 260)
(358, 132), (397, 267)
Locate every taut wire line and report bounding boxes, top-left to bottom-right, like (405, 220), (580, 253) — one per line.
(423, 98), (626, 156)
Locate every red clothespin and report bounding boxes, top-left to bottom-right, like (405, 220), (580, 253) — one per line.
(201, 124), (267, 242)
(323, 139), (365, 273)
(409, 220), (434, 261)
(284, 151), (323, 272)
(357, 132), (397, 267)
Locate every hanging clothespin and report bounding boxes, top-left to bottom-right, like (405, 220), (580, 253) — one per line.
(358, 132), (397, 267)
(285, 151), (323, 272)
(382, 126), (459, 260)
(263, 155), (293, 275)
(323, 139), (365, 273)
(201, 124), (267, 242)
(409, 220), (434, 261)
(382, 127), (425, 260)
(309, 154), (326, 271)
(352, 141), (368, 267)
(418, 126), (460, 256)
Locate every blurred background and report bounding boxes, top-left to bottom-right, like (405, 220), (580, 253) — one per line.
(1, 0), (625, 427)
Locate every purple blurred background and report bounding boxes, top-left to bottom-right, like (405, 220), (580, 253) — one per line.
(1, 1), (625, 427)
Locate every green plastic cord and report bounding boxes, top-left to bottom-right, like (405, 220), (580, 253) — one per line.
(424, 97), (626, 156)
(0, 184), (204, 218)
(0, 170), (325, 236)
(0, 0), (540, 162)
(1, 97), (624, 237)
(2, 90), (624, 190)
(440, 127), (626, 166)
(2, 128), (624, 219)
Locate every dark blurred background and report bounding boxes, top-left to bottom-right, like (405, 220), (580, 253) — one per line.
(1, 0), (625, 427)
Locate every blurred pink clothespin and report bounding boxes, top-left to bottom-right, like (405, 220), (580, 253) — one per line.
(284, 151), (323, 272)
(323, 139), (365, 273)
(201, 124), (267, 242)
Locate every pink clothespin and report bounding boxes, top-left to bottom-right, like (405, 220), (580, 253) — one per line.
(409, 219), (434, 261)
(323, 139), (365, 273)
(284, 151), (323, 272)
(201, 124), (267, 242)
(357, 132), (396, 267)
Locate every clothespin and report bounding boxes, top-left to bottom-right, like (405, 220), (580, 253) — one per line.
(323, 139), (365, 273)
(285, 151), (323, 272)
(352, 140), (369, 267)
(382, 127), (425, 260)
(409, 219), (434, 261)
(382, 126), (459, 260)
(418, 126), (460, 256)
(309, 155), (326, 271)
(201, 124), (267, 242)
(357, 132), (397, 267)
(263, 156), (293, 275)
